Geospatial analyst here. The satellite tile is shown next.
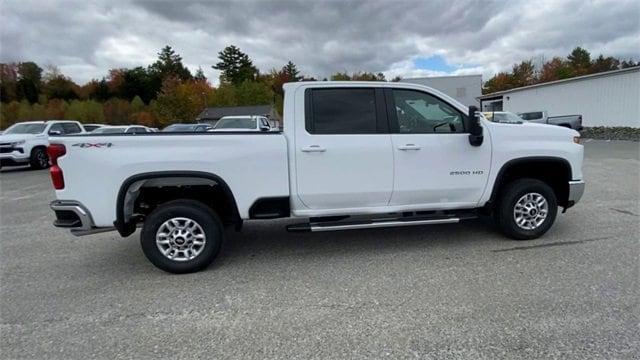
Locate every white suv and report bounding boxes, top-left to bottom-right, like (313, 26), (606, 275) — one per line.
(0, 120), (85, 169)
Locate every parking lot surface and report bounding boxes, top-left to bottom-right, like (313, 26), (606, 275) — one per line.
(1, 140), (638, 359)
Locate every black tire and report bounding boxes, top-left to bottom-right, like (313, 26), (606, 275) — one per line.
(494, 178), (558, 240)
(30, 147), (49, 169)
(141, 199), (223, 274)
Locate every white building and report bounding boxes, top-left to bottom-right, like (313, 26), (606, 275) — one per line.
(478, 67), (640, 128)
(400, 74), (482, 107)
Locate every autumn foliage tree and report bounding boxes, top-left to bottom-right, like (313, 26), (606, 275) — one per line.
(483, 47), (638, 94)
(154, 77), (212, 125)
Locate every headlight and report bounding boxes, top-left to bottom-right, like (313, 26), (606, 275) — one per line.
(11, 140), (26, 146)
(573, 136), (582, 144)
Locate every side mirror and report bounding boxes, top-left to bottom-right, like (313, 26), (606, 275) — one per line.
(467, 105), (483, 146)
(259, 124), (270, 132)
(49, 130), (62, 136)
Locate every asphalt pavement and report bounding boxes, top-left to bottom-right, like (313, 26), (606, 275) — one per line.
(1, 140), (638, 359)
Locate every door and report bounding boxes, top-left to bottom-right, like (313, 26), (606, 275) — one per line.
(387, 88), (491, 207)
(294, 87), (394, 210)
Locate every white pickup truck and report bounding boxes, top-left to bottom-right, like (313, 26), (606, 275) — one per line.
(518, 111), (583, 130)
(0, 120), (85, 169)
(48, 82), (585, 273)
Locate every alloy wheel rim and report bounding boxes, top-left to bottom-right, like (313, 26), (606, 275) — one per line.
(513, 192), (548, 230)
(156, 217), (206, 262)
(37, 151), (48, 167)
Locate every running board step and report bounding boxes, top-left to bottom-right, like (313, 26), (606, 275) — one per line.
(287, 213), (475, 233)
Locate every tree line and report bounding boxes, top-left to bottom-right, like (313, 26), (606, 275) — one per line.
(1, 45), (636, 128)
(0, 43), (401, 129)
(0, 45), (317, 129)
(482, 47), (638, 94)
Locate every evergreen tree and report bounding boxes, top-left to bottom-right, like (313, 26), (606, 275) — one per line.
(567, 47), (592, 76)
(17, 62), (43, 103)
(194, 67), (207, 81)
(282, 61), (302, 81)
(591, 55), (620, 73)
(213, 45), (258, 85)
(149, 45), (192, 81)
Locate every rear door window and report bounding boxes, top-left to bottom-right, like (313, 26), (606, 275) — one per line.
(306, 88), (381, 134)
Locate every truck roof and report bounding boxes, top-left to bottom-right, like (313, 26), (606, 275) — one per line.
(283, 80), (445, 88)
(282, 81), (466, 113)
(10, 120), (78, 125)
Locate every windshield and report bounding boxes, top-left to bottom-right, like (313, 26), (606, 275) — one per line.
(484, 112), (523, 123)
(519, 112), (543, 120)
(92, 127), (126, 134)
(163, 124), (197, 132)
(4, 123), (46, 134)
(214, 118), (256, 129)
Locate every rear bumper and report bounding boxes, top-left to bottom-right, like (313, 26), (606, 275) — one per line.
(50, 200), (114, 236)
(567, 180), (585, 208)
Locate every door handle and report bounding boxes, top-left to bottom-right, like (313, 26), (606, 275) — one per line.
(301, 145), (326, 152)
(397, 144), (421, 150)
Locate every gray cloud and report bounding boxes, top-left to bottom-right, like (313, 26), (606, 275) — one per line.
(1, 0), (638, 84)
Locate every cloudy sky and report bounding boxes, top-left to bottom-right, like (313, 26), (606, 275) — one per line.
(1, 0), (638, 84)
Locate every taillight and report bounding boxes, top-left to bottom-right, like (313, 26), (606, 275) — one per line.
(47, 144), (66, 189)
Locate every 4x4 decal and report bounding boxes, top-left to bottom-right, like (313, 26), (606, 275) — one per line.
(72, 143), (113, 148)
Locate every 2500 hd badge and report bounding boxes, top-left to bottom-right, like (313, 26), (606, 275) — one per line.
(450, 170), (484, 176)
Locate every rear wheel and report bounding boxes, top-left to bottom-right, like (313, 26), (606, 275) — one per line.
(30, 147), (49, 169)
(495, 178), (558, 240)
(141, 199), (223, 273)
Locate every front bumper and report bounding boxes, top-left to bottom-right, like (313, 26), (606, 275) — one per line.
(50, 200), (114, 236)
(0, 149), (30, 165)
(567, 180), (585, 207)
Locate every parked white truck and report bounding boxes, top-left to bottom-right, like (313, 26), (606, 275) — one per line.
(48, 82), (585, 273)
(518, 111), (583, 130)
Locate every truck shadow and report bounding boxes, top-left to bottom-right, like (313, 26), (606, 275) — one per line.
(213, 217), (504, 269)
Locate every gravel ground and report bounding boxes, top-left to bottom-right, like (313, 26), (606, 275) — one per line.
(581, 127), (640, 141)
(1, 140), (638, 359)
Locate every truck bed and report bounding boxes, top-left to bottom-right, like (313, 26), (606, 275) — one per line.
(52, 133), (290, 226)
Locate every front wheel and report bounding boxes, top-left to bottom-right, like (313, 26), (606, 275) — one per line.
(141, 200), (223, 273)
(495, 178), (558, 240)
